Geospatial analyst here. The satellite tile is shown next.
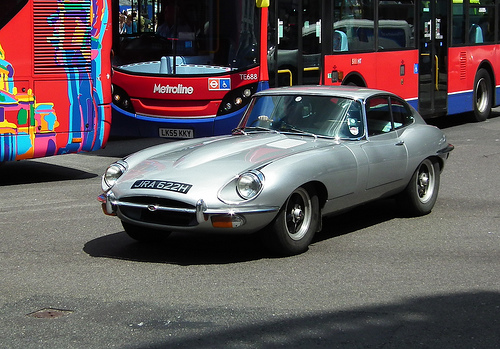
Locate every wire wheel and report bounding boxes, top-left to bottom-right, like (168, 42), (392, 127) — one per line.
(261, 185), (320, 256)
(399, 158), (440, 216)
(415, 159), (436, 204)
(284, 187), (313, 241)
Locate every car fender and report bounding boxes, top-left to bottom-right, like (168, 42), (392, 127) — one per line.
(257, 143), (359, 211)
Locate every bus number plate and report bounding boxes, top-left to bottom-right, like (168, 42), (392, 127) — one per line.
(159, 128), (194, 139)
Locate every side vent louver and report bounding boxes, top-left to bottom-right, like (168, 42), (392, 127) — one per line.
(33, 0), (91, 75)
(459, 51), (467, 80)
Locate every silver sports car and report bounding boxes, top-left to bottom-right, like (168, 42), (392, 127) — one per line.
(99, 86), (453, 255)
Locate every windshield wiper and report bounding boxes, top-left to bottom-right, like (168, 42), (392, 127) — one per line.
(241, 127), (280, 134)
(280, 126), (318, 140)
(232, 127), (248, 135)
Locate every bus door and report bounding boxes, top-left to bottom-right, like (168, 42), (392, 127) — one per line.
(418, 0), (448, 117)
(270, 0), (323, 87)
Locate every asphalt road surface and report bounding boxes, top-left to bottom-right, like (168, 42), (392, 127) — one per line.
(1, 111), (499, 348)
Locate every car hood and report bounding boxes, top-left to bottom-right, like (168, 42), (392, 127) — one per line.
(116, 133), (333, 194)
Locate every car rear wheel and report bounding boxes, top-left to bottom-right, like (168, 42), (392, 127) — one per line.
(261, 186), (320, 256)
(400, 158), (440, 216)
(122, 221), (171, 242)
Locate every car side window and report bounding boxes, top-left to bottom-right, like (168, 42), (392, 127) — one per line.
(390, 97), (414, 129)
(366, 97), (392, 136)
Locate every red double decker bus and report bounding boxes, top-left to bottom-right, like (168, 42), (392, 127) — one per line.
(111, 0), (499, 140)
(0, 0), (112, 162)
(270, 0), (499, 122)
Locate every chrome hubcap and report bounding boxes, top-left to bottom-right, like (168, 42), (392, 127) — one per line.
(291, 206), (304, 225)
(476, 78), (488, 113)
(285, 188), (311, 240)
(416, 160), (435, 203)
(418, 172), (429, 198)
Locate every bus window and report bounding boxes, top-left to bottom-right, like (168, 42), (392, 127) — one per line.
(114, 0), (260, 73)
(452, 1), (465, 45)
(0, 0), (27, 29)
(469, 0), (495, 44)
(333, 0), (375, 52)
(378, 0), (415, 49)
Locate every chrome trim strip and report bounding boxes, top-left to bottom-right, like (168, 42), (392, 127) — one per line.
(117, 201), (196, 214)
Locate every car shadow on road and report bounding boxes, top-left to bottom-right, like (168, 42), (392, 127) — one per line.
(314, 198), (400, 244)
(0, 160), (96, 186)
(84, 230), (270, 265)
(84, 199), (400, 265)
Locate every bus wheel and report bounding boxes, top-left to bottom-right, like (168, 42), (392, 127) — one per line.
(473, 68), (492, 122)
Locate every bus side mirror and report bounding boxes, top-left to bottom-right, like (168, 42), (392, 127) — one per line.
(256, 0), (269, 7)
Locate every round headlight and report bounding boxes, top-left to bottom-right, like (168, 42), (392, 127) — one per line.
(102, 161), (127, 191)
(236, 172), (263, 200)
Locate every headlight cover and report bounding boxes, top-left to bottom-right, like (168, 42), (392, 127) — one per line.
(102, 160), (128, 191)
(236, 171), (263, 200)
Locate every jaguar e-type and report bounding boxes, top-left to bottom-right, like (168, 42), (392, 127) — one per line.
(98, 86), (453, 255)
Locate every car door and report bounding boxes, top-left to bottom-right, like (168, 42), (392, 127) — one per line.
(361, 96), (408, 190)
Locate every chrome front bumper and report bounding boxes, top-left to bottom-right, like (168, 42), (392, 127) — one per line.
(98, 192), (280, 232)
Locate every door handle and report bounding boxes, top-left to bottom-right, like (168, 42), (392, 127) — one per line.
(395, 140), (405, 146)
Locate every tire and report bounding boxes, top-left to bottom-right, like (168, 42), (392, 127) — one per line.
(261, 186), (320, 256)
(122, 221), (171, 243)
(399, 159), (440, 216)
(473, 68), (492, 122)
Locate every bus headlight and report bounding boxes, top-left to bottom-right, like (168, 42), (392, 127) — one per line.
(217, 83), (258, 116)
(112, 84), (135, 113)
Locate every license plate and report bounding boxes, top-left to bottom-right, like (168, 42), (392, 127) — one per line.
(131, 180), (192, 194)
(159, 128), (194, 139)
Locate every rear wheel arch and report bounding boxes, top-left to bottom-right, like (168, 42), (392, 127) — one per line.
(342, 73), (367, 87)
(428, 155), (443, 172)
(477, 61), (495, 95)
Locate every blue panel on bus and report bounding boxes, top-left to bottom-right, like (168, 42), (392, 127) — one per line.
(448, 91), (473, 115)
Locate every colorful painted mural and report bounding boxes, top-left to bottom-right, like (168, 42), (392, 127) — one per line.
(0, 46), (56, 161)
(0, 0), (111, 162)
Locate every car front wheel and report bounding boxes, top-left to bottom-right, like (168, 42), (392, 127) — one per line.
(261, 186), (320, 256)
(122, 221), (171, 243)
(400, 158), (440, 216)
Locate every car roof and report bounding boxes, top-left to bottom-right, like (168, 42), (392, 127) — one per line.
(254, 85), (396, 101)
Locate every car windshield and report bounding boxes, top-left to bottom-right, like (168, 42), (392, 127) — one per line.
(237, 95), (364, 139)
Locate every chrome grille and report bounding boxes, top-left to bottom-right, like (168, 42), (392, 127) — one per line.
(118, 196), (198, 227)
